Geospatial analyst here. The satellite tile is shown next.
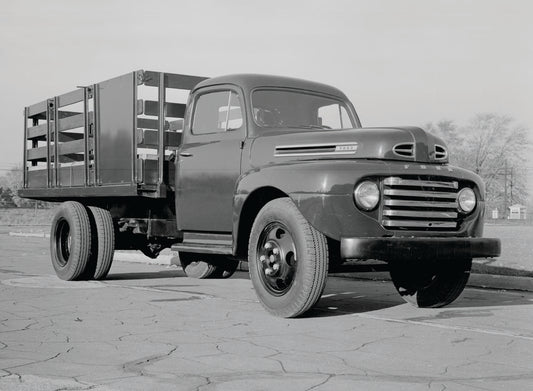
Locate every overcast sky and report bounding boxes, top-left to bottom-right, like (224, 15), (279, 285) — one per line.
(1, 0), (531, 186)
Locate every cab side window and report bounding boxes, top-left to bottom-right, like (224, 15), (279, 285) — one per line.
(318, 103), (353, 129)
(192, 91), (243, 135)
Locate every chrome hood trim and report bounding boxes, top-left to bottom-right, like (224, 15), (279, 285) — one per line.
(274, 142), (358, 157)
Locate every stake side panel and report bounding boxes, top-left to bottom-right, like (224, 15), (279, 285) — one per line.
(97, 73), (135, 186)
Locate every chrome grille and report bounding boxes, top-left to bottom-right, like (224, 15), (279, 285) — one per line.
(381, 176), (459, 230)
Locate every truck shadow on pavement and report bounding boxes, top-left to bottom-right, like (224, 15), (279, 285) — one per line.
(103, 270), (533, 318)
(300, 273), (533, 317)
(309, 280), (533, 317)
(307, 280), (406, 317)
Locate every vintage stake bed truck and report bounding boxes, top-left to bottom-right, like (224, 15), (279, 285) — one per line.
(19, 70), (501, 317)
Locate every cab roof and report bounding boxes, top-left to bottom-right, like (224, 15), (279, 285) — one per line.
(194, 74), (348, 100)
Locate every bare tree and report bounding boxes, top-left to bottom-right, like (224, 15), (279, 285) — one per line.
(425, 113), (529, 214)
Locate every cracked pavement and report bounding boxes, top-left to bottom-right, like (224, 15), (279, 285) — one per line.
(1, 234), (533, 390)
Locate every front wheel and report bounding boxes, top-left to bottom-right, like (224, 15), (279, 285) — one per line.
(248, 198), (329, 318)
(389, 258), (472, 308)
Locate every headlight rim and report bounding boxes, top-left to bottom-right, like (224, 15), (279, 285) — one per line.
(354, 180), (380, 211)
(457, 187), (477, 214)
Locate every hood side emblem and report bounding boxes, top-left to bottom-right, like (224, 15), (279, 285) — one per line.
(274, 142), (358, 157)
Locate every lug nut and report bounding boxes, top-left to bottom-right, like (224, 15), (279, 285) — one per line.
(259, 255), (267, 263)
(265, 268), (274, 276)
(272, 248), (280, 255)
(264, 243), (272, 250)
(272, 263), (280, 271)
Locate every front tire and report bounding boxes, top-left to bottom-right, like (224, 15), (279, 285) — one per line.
(248, 198), (329, 318)
(389, 258), (472, 308)
(50, 201), (92, 281)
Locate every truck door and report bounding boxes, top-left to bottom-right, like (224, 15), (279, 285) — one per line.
(176, 87), (245, 232)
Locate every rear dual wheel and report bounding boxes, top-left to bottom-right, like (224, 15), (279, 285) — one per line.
(50, 202), (114, 281)
(83, 206), (115, 280)
(50, 202), (92, 281)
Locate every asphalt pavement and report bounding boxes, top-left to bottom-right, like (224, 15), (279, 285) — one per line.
(1, 233), (533, 390)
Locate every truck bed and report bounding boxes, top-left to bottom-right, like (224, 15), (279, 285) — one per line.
(19, 70), (207, 201)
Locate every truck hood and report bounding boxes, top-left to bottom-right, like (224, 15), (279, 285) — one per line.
(249, 127), (449, 167)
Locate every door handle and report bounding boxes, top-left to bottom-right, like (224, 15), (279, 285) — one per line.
(179, 152), (193, 157)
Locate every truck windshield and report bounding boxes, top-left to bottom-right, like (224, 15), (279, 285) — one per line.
(252, 89), (355, 130)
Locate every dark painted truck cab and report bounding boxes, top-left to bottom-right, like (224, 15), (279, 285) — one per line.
(19, 70), (501, 317)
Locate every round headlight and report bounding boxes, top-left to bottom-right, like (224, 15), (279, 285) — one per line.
(354, 181), (380, 211)
(457, 187), (476, 213)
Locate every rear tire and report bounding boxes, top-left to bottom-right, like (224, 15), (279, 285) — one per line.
(82, 206), (115, 280)
(389, 258), (472, 308)
(248, 198), (329, 318)
(179, 253), (238, 279)
(50, 201), (92, 281)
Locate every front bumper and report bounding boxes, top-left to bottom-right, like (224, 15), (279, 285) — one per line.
(340, 237), (501, 261)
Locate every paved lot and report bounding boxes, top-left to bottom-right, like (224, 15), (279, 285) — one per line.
(1, 234), (533, 390)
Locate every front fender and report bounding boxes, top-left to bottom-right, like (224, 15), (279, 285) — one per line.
(234, 160), (388, 242)
(234, 160), (486, 243)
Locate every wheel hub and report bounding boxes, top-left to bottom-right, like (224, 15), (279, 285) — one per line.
(256, 223), (297, 295)
(260, 241), (283, 277)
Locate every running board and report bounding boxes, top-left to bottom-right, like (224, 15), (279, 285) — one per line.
(171, 232), (233, 255)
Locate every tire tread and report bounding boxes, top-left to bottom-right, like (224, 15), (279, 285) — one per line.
(248, 197), (329, 318)
(87, 206), (115, 280)
(50, 201), (91, 281)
